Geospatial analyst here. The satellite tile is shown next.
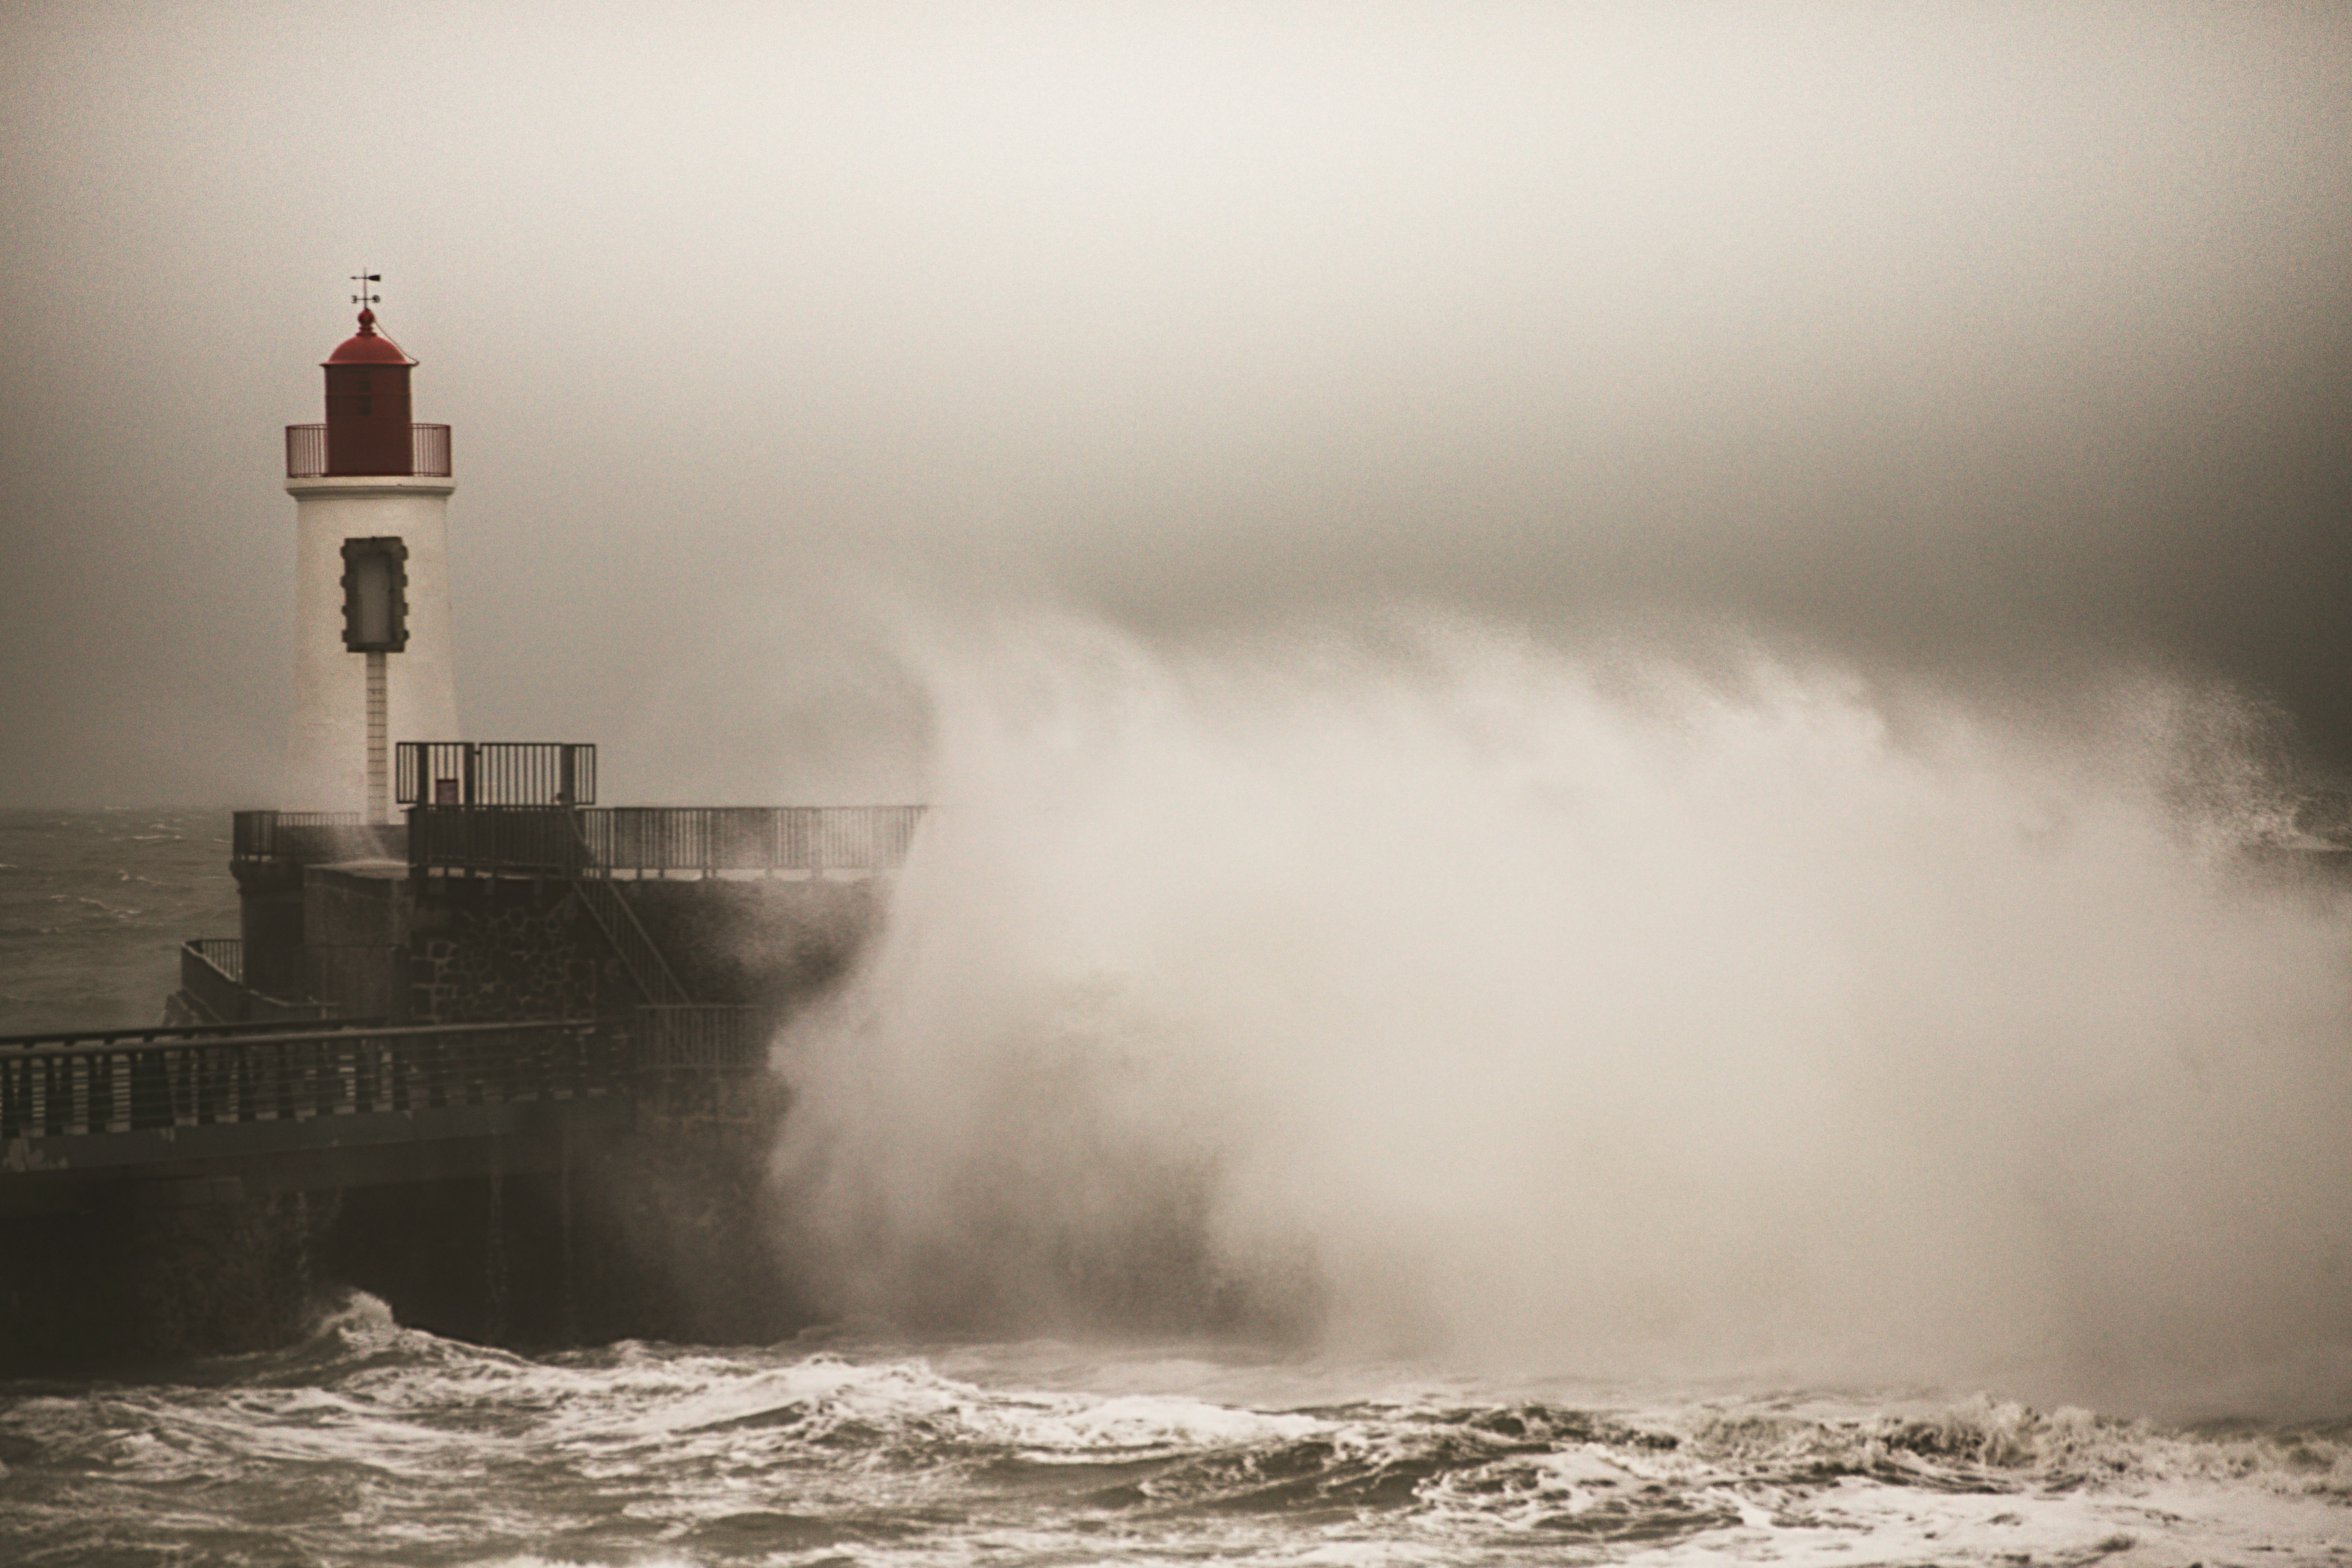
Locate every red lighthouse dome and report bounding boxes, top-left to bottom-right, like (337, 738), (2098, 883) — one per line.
(326, 307), (417, 367)
(321, 308), (420, 474)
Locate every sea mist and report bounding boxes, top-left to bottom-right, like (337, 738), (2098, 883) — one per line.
(772, 612), (2352, 1419)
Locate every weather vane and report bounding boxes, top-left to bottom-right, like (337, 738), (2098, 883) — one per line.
(350, 271), (382, 309)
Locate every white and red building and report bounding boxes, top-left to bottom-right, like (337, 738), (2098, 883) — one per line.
(284, 308), (460, 820)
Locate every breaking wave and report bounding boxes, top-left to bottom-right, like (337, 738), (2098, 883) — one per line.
(773, 612), (2352, 1419)
(2, 1299), (2347, 1565)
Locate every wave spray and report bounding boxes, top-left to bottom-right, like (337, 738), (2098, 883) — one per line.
(773, 612), (2352, 1418)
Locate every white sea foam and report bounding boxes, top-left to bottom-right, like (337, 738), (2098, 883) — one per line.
(7, 1320), (2348, 1565)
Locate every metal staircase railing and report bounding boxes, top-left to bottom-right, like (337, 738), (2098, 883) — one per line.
(562, 816), (692, 1007)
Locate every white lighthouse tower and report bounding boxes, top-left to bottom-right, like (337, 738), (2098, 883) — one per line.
(284, 297), (460, 819)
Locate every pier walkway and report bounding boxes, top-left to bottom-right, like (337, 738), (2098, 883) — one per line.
(0, 1007), (761, 1215)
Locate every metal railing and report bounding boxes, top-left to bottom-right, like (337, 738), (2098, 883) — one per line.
(399, 807), (690, 1005)
(562, 813), (691, 1007)
(0, 1016), (387, 1054)
(178, 939), (339, 1026)
(1, 1019), (618, 1139)
(397, 742), (596, 807)
(407, 806), (579, 873)
(581, 806), (927, 876)
(285, 424), (451, 479)
(188, 937), (243, 985)
(634, 1006), (763, 1071)
(571, 868), (692, 1007)
(180, 939), (246, 1023)
(287, 424), (324, 477)
(233, 811), (405, 866)
(634, 1005), (773, 1123)
(407, 805), (925, 878)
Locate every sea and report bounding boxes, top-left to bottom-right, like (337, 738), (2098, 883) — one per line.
(3, 808), (2349, 1566)
(0, 809), (240, 1037)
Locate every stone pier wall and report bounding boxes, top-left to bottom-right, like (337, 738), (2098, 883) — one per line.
(0, 868), (897, 1369)
(0, 1191), (341, 1371)
(311, 1121), (799, 1350)
(405, 877), (607, 1023)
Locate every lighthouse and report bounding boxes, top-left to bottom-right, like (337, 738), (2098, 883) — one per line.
(284, 299), (460, 820)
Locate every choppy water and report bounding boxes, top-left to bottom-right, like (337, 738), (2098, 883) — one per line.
(3, 810), (2350, 1563)
(0, 808), (238, 1035)
(3, 1294), (2349, 1566)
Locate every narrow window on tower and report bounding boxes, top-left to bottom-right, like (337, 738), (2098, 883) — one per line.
(340, 537), (410, 652)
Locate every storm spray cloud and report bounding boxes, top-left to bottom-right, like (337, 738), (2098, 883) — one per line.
(775, 613), (2352, 1420)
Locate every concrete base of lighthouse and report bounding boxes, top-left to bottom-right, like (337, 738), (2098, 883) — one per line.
(287, 475), (460, 816)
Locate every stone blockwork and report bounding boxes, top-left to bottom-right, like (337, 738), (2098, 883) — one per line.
(627, 875), (884, 1010)
(399, 873), (887, 1021)
(406, 877), (606, 1023)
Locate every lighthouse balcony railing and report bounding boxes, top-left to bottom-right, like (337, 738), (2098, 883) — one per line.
(232, 811), (406, 866)
(285, 424), (451, 479)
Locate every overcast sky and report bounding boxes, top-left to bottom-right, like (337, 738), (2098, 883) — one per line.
(2, 2), (2346, 806)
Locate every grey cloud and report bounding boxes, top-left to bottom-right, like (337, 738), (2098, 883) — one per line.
(2, 2), (2346, 801)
